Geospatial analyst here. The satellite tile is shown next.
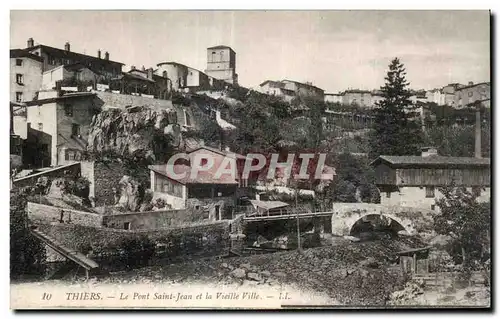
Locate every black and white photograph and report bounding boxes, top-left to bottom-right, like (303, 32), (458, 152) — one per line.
(8, 9), (491, 309)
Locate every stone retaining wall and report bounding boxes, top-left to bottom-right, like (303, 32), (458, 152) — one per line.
(27, 202), (103, 227)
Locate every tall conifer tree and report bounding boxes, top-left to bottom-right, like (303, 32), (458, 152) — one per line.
(369, 58), (423, 158)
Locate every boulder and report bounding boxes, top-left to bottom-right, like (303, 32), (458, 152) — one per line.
(239, 263), (252, 270)
(272, 272), (286, 278)
(247, 272), (262, 281)
(230, 268), (246, 279)
(117, 175), (142, 211)
(360, 257), (380, 269)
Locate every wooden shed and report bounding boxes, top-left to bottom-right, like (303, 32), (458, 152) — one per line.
(397, 246), (432, 275)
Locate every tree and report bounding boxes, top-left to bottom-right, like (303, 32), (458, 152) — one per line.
(10, 189), (46, 279)
(325, 152), (380, 204)
(369, 58), (423, 159)
(433, 185), (490, 272)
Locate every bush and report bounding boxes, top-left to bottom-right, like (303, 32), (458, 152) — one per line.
(10, 189), (46, 279)
(118, 236), (155, 268)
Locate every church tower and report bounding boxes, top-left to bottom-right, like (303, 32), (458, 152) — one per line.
(205, 45), (238, 85)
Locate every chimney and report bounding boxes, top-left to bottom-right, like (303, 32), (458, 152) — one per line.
(64, 42), (70, 51)
(141, 65), (146, 71)
(475, 108), (482, 158)
(97, 50), (101, 59)
(104, 51), (109, 60)
(131, 65), (136, 71)
(421, 147), (438, 157)
(468, 81), (474, 86)
(27, 38), (34, 48)
(147, 68), (154, 80)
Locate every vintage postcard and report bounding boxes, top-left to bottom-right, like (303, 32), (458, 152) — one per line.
(9, 10), (491, 310)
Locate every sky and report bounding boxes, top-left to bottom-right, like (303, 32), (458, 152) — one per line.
(10, 10), (490, 93)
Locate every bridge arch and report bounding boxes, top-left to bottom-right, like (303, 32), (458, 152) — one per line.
(347, 212), (413, 237)
(330, 203), (419, 237)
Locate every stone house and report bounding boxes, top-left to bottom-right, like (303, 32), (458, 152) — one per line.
(324, 93), (343, 104)
(148, 146), (249, 220)
(23, 92), (98, 167)
(342, 89), (373, 108)
(41, 63), (106, 91)
(371, 147), (490, 211)
(259, 79), (324, 102)
(454, 82), (490, 109)
(10, 49), (43, 103)
(24, 38), (123, 79)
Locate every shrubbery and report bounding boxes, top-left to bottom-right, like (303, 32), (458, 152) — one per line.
(10, 189), (46, 279)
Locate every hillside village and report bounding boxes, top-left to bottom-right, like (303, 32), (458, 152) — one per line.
(10, 36), (491, 307)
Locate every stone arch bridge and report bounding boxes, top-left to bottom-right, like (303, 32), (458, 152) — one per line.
(330, 203), (433, 237)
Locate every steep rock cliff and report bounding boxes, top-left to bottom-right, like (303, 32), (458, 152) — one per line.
(86, 106), (182, 161)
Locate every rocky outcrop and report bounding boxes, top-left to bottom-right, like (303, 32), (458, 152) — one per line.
(87, 107), (182, 161)
(116, 176), (143, 212)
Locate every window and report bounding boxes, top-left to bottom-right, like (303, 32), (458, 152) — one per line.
(468, 91), (473, 97)
(49, 57), (56, 65)
(154, 175), (183, 197)
(201, 158), (208, 167)
(38, 123), (43, 131)
(64, 104), (73, 117)
(431, 204), (436, 211)
(15, 59), (22, 66)
(386, 192), (391, 198)
(15, 92), (22, 102)
(16, 74), (23, 84)
(65, 149), (75, 161)
(425, 186), (435, 198)
(71, 123), (80, 137)
(195, 205), (200, 210)
(123, 222), (131, 230)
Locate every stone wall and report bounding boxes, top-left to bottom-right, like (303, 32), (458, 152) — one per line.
(93, 91), (194, 129)
(94, 91), (175, 110)
(36, 220), (231, 261)
(186, 196), (235, 220)
(102, 208), (205, 230)
(331, 203), (433, 237)
(80, 160), (127, 207)
(27, 202), (103, 227)
(13, 162), (81, 188)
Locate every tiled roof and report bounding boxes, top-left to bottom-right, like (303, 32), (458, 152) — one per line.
(187, 145), (246, 160)
(10, 49), (43, 62)
(207, 45), (233, 50)
(344, 89), (371, 94)
(249, 200), (289, 211)
(25, 92), (96, 106)
(148, 164), (239, 185)
(29, 44), (124, 65)
(455, 82), (490, 91)
(371, 155), (490, 168)
(112, 72), (156, 83)
(282, 79), (324, 92)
